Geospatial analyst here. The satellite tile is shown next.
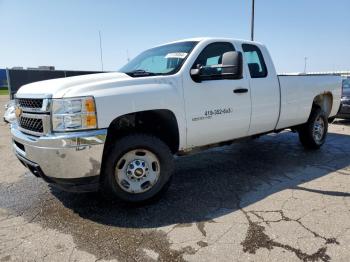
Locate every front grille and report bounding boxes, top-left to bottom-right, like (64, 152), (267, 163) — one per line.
(19, 117), (44, 134)
(17, 98), (43, 109)
(16, 97), (50, 136)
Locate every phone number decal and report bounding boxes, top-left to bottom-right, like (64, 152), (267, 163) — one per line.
(192, 107), (233, 121)
(204, 108), (233, 116)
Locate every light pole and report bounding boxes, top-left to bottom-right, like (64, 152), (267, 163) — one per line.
(251, 0), (255, 41)
(99, 30), (104, 71)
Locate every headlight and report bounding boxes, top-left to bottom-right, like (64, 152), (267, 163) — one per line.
(52, 97), (97, 131)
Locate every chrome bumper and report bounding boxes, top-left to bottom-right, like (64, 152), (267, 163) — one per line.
(11, 123), (107, 181)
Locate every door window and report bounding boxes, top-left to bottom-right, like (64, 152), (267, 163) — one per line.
(192, 42), (235, 79)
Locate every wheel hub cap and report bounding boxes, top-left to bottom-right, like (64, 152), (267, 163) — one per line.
(313, 116), (325, 143)
(126, 159), (148, 180)
(115, 149), (160, 194)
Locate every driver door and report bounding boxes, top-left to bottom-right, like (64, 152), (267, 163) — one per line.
(183, 42), (251, 148)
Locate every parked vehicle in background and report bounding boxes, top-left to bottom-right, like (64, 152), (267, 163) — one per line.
(3, 100), (16, 123)
(336, 78), (350, 119)
(10, 37), (342, 203)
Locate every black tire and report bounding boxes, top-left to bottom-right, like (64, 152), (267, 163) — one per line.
(101, 134), (174, 203)
(328, 116), (336, 124)
(298, 107), (328, 150)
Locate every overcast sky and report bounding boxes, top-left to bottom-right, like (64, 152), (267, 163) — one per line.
(0, 0), (349, 73)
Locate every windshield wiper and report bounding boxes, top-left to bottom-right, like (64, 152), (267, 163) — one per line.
(125, 69), (157, 77)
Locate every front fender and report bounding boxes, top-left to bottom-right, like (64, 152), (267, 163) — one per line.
(93, 78), (186, 149)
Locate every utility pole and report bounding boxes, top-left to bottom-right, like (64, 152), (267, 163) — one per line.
(304, 57), (308, 73)
(251, 0), (255, 41)
(99, 30), (104, 71)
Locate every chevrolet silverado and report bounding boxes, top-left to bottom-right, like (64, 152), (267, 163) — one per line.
(11, 38), (342, 203)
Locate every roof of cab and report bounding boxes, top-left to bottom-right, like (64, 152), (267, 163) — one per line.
(162, 37), (264, 46)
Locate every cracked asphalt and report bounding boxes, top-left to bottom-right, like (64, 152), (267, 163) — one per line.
(0, 95), (349, 261)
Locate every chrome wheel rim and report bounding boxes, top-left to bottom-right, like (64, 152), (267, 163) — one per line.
(313, 116), (325, 143)
(115, 149), (160, 194)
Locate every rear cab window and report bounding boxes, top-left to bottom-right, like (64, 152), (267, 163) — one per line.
(242, 44), (268, 78)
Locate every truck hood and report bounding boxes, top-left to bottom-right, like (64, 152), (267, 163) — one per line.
(16, 72), (136, 98)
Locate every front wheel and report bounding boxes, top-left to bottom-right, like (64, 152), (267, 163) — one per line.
(298, 107), (328, 150)
(101, 134), (174, 203)
(328, 116), (336, 124)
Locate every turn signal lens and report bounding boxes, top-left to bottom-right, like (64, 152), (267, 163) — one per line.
(85, 98), (96, 113)
(85, 114), (97, 128)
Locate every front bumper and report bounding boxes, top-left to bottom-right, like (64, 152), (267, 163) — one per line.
(11, 124), (107, 192)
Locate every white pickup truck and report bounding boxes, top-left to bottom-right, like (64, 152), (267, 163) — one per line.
(12, 37), (342, 203)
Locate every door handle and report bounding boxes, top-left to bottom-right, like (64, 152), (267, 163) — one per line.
(233, 88), (248, 94)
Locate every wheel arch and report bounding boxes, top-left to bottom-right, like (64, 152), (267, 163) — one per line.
(103, 109), (180, 156)
(311, 92), (333, 117)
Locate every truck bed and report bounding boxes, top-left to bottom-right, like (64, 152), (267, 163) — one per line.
(276, 74), (342, 129)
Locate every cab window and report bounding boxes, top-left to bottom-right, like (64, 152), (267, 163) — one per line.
(192, 42), (235, 78)
(343, 79), (350, 90)
(242, 44), (268, 78)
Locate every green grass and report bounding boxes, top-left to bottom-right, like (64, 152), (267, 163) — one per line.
(0, 89), (9, 95)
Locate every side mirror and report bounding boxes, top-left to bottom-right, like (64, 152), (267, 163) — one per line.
(190, 68), (202, 82)
(221, 51), (243, 79)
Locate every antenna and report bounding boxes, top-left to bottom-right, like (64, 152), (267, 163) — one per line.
(126, 49), (130, 62)
(99, 30), (104, 71)
(304, 57), (308, 73)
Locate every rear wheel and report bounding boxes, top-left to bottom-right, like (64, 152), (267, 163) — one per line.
(298, 107), (328, 150)
(101, 134), (174, 203)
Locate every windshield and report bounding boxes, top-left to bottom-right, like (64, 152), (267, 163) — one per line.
(120, 41), (198, 77)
